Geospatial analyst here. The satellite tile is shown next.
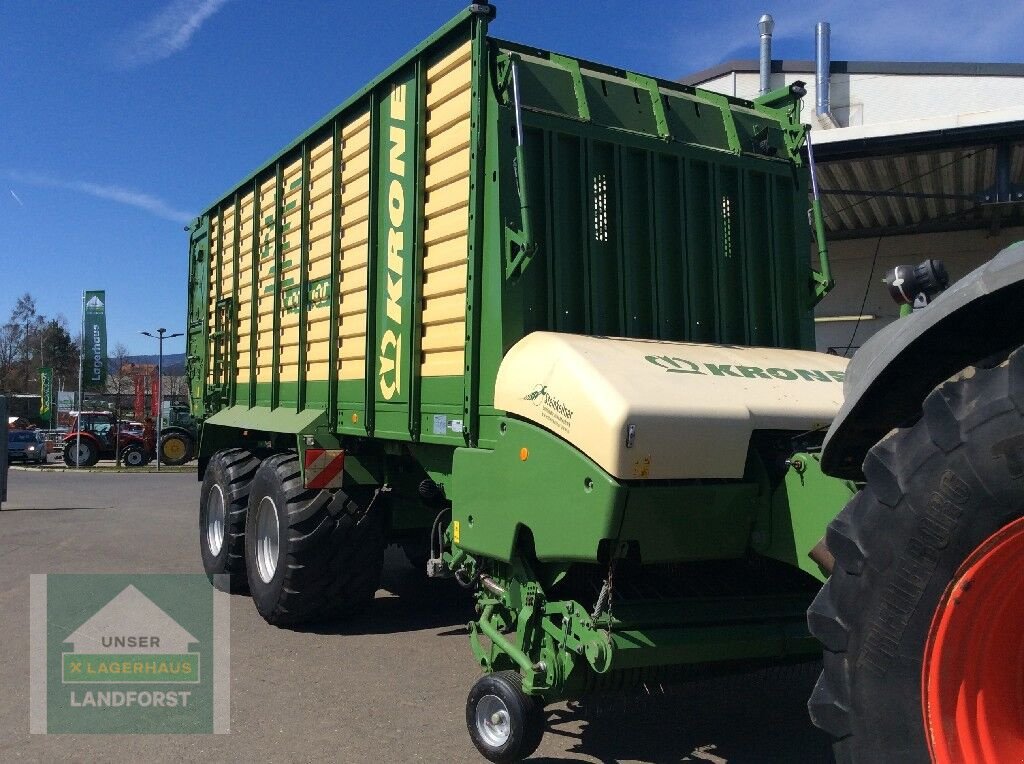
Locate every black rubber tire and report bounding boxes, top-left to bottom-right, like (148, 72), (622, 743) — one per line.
(466, 671), (546, 763)
(244, 453), (385, 626)
(200, 448), (260, 593)
(63, 439), (98, 467)
(807, 347), (1024, 763)
(120, 443), (148, 467)
(159, 430), (195, 466)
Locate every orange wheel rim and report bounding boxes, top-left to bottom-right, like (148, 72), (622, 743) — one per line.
(923, 516), (1024, 763)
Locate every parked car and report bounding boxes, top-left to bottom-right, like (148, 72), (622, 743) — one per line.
(7, 430), (46, 464)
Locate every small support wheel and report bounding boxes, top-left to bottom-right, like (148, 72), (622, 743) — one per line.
(466, 671), (545, 763)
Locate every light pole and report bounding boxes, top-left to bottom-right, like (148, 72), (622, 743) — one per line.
(140, 328), (183, 471)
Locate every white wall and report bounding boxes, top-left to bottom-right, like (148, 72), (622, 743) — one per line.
(813, 226), (1024, 353)
(697, 71), (1024, 128)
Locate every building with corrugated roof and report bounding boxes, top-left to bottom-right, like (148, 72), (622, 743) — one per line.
(682, 27), (1024, 354)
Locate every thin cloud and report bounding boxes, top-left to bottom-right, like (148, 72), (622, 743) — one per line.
(5, 171), (192, 223)
(9, 189), (24, 206)
(116, 0), (229, 68)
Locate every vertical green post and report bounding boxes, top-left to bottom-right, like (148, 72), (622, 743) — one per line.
(297, 141), (311, 412)
(362, 92), (381, 436)
(271, 161), (283, 409)
(248, 177), (260, 408)
(464, 6), (492, 446)
(327, 118), (342, 431)
(408, 58), (428, 441)
(230, 191), (241, 407)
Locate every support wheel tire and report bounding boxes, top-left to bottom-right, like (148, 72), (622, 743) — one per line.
(807, 347), (1024, 763)
(159, 431), (194, 466)
(200, 448), (260, 593)
(466, 671), (545, 763)
(244, 453), (385, 626)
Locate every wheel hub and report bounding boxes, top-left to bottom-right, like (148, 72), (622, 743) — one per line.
(207, 484), (226, 556)
(163, 437), (186, 460)
(475, 694), (512, 748)
(923, 515), (1024, 763)
(254, 495), (280, 584)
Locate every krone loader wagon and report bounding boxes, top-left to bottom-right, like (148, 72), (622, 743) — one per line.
(188, 4), (861, 760)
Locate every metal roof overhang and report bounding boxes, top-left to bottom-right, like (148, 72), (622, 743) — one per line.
(808, 110), (1024, 240)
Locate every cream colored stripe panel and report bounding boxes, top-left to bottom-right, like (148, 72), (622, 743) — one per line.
(338, 111), (371, 382)
(421, 40), (471, 378)
(235, 191), (255, 385)
(278, 157), (303, 380)
(255, 175), (277, 383)
(305, 134), (334, 380)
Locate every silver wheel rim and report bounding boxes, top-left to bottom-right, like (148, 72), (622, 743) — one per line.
(69, 444), (89, 465)
(475, 694), (512, 749)
(207, 484), (226, 556)
(126, 450), (143, 466)
(254, 495), (280, 584)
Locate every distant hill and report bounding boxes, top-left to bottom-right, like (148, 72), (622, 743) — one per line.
(112, 353), (186, 375)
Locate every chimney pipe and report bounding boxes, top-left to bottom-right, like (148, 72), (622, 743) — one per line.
(815, 21), (831, 116)
(758, 14), (775, 96)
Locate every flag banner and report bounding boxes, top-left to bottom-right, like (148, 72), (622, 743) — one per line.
(39, 367), (53, 418)
(84, 291), (107, 387)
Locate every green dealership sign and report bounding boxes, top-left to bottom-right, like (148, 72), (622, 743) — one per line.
(84, 291), (107, 387)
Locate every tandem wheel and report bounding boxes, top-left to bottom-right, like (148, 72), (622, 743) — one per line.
(466, 671), (545, 763)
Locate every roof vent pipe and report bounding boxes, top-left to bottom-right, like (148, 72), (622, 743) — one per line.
(815, 21), (831, 116)
(758, 14), (775, 95)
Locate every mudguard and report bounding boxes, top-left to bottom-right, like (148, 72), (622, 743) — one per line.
(821, 240), (1024, 479)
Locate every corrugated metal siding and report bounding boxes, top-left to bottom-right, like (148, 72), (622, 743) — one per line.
(818, 143), (1024, 236)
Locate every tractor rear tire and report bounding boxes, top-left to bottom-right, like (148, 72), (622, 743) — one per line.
(244, 453), (385, 626)
(466, 671), (546, 763)
(160, 431), (194, 466)
(121, 443), (148, 468)
(200, 448), (260, 593)
(807, 347), (1024, 762)
(63, 439), (98, 467)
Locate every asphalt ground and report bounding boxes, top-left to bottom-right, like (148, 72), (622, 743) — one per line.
(0, 468), (832, 763)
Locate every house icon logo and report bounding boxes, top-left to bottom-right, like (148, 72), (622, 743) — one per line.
(62, 585), (200, 684)
(84, 295), (104, 310)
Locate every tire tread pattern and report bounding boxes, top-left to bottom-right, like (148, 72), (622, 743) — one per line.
(807, 348), (1024, 762)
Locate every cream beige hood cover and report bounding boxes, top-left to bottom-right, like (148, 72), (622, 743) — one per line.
(494, 332), (849, 480)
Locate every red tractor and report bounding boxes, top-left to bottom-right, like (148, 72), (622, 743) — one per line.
(62, 412), (150, 467)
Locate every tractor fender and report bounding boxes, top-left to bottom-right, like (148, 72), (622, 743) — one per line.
(821, 240), (1024, 480)
(64, 432), (101, 448)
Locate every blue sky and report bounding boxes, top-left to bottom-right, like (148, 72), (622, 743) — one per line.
(3, 0), (1023, 357)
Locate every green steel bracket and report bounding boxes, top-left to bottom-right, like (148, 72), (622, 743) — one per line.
(548, 53), (592, 122)
(751, 451), (856, 582)
(754, 82), (834, 300)
(500, 54), (539, 281)
(694, 90), (742, 154)
(805, 128), (834, 302)
(753, 82), (808, 162)
(624, 73), (670, 140)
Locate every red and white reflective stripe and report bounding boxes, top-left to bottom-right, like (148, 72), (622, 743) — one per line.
(303, 449), (345, 490)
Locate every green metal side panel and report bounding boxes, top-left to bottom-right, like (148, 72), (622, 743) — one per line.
(451, 419), (627, 563)
(372, 65), (420, 440)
